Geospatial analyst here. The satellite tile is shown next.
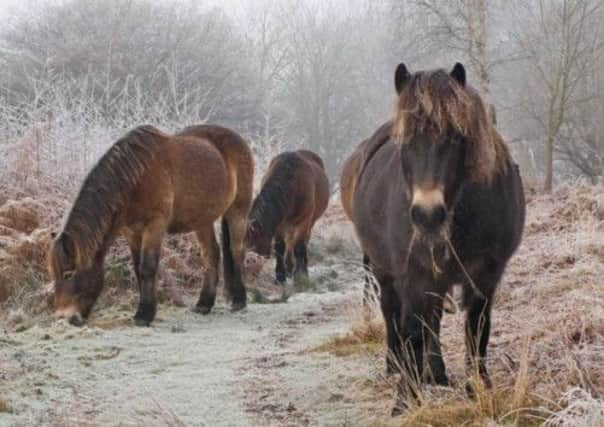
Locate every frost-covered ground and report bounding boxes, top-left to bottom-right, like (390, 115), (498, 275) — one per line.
(0, 270), (371, 426)
(1, 185), (603, 426)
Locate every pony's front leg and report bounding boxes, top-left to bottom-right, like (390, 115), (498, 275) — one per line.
(378, 276), (402, 373)
(193, 226), (220, 315)
(274, 236), (287, 285)
(465, 294), (494, 391)
(463, 263), (501, 394)
(134, 221), (165, 326)
(424, 296), (449, 386)
(393, 310), (425, 415)
(124, 230), (142, 292)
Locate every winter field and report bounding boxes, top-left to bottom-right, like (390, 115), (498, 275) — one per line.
(0, 141), (603, 425)
(1, 1), (604, 426)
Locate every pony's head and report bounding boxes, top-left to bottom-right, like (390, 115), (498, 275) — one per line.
(48, 232), (104, 326)
(246, 219), (272, 257)
(392, 62), (499, 240)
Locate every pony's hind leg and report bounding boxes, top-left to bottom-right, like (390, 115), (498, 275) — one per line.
(293, 240), (309, 280)
(362, 253), (379, 308)
(193, 226), (220, 315)
(274, 235), (287, 285)
(134, 220), (165, 326)
(292, 223), (313, 283)
(285, 247), (294, 278)
(221, 210), (247, 312)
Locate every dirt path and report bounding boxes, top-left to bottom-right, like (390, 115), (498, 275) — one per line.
(0, 265), (379, 427)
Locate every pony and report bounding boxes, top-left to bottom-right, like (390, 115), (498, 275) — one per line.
(246, 150), (329, 284)
(340, 63), (525, 410)
(48, 124), (254, 326)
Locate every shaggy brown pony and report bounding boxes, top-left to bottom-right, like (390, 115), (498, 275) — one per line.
(340, 63), (525, 412)
(48, 124), (254, 326)
(247, 150), (329, 284)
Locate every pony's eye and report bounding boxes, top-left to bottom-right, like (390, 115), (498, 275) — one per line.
(63, 270), (75, 280)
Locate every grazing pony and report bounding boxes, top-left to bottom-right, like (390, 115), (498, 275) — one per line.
(341, 63), (525, 409)
(247, 150), (329, 284)
(48, 125), (254, 326)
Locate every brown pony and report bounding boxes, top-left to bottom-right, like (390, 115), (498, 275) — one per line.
(48, 124), (254, 326)
(341, 63), (525, 411)
(246, 150), (329, 284)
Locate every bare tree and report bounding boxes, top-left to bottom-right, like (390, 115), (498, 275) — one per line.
(408, 1), (491, 99)
(514, 0), (604, 191)
(0, 0), (260, 127)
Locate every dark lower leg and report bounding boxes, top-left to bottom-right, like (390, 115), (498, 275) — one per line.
(130, 244), (142, 292)
(293, 240), (308, 279)
(425, 309), (448, 386)
(394, 315), (425, 413)
(285, 250), (294, 278)
(195, 229), (220, 314)
(222, 218), (246, 311)
(274, 236), (286, 285)
(380, 281), (402, 373)
(465, 299), (492, 388)
(134, 249), (160, 326)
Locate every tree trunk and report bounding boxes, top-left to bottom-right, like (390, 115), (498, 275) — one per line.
(544, 133), (554, 192)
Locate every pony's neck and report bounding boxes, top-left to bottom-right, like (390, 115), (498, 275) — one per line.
(249, 198), (279, 241)
(62, 205), (118, 270)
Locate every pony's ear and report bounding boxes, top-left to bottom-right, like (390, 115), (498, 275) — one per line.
(395, 63), (411, 94)
(450, 62), (466, 87)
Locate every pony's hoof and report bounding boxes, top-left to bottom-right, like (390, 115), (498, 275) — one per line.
(133, 317), (152, 327)
(192, 305), (212, 315)
(465, 376), (492, 398)
(434, 376), (450, 387)
(68, 314), (85, 327)
(231, 301), (246, 312)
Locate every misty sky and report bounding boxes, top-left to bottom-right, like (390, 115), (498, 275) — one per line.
(0, 0), (240, 20)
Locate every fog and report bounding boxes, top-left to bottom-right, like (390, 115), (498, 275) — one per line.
(1, 0), (602, 189)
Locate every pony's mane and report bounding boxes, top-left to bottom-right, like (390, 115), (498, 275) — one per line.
(53, 125), (163, 271)
(297, 150), (325, 170)
(391, 69), (508, 182)
(248, 152), (302, 240)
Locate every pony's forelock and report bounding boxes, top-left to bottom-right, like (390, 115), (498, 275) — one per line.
(391, 69), (505, 183)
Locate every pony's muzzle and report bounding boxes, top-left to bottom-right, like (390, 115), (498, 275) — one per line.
(54, 306), (85, 327)
(410, 203), (447, 233)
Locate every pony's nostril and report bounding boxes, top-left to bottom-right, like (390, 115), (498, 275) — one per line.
(434, 205), (447, 225)
(410, 205), (423, 225)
